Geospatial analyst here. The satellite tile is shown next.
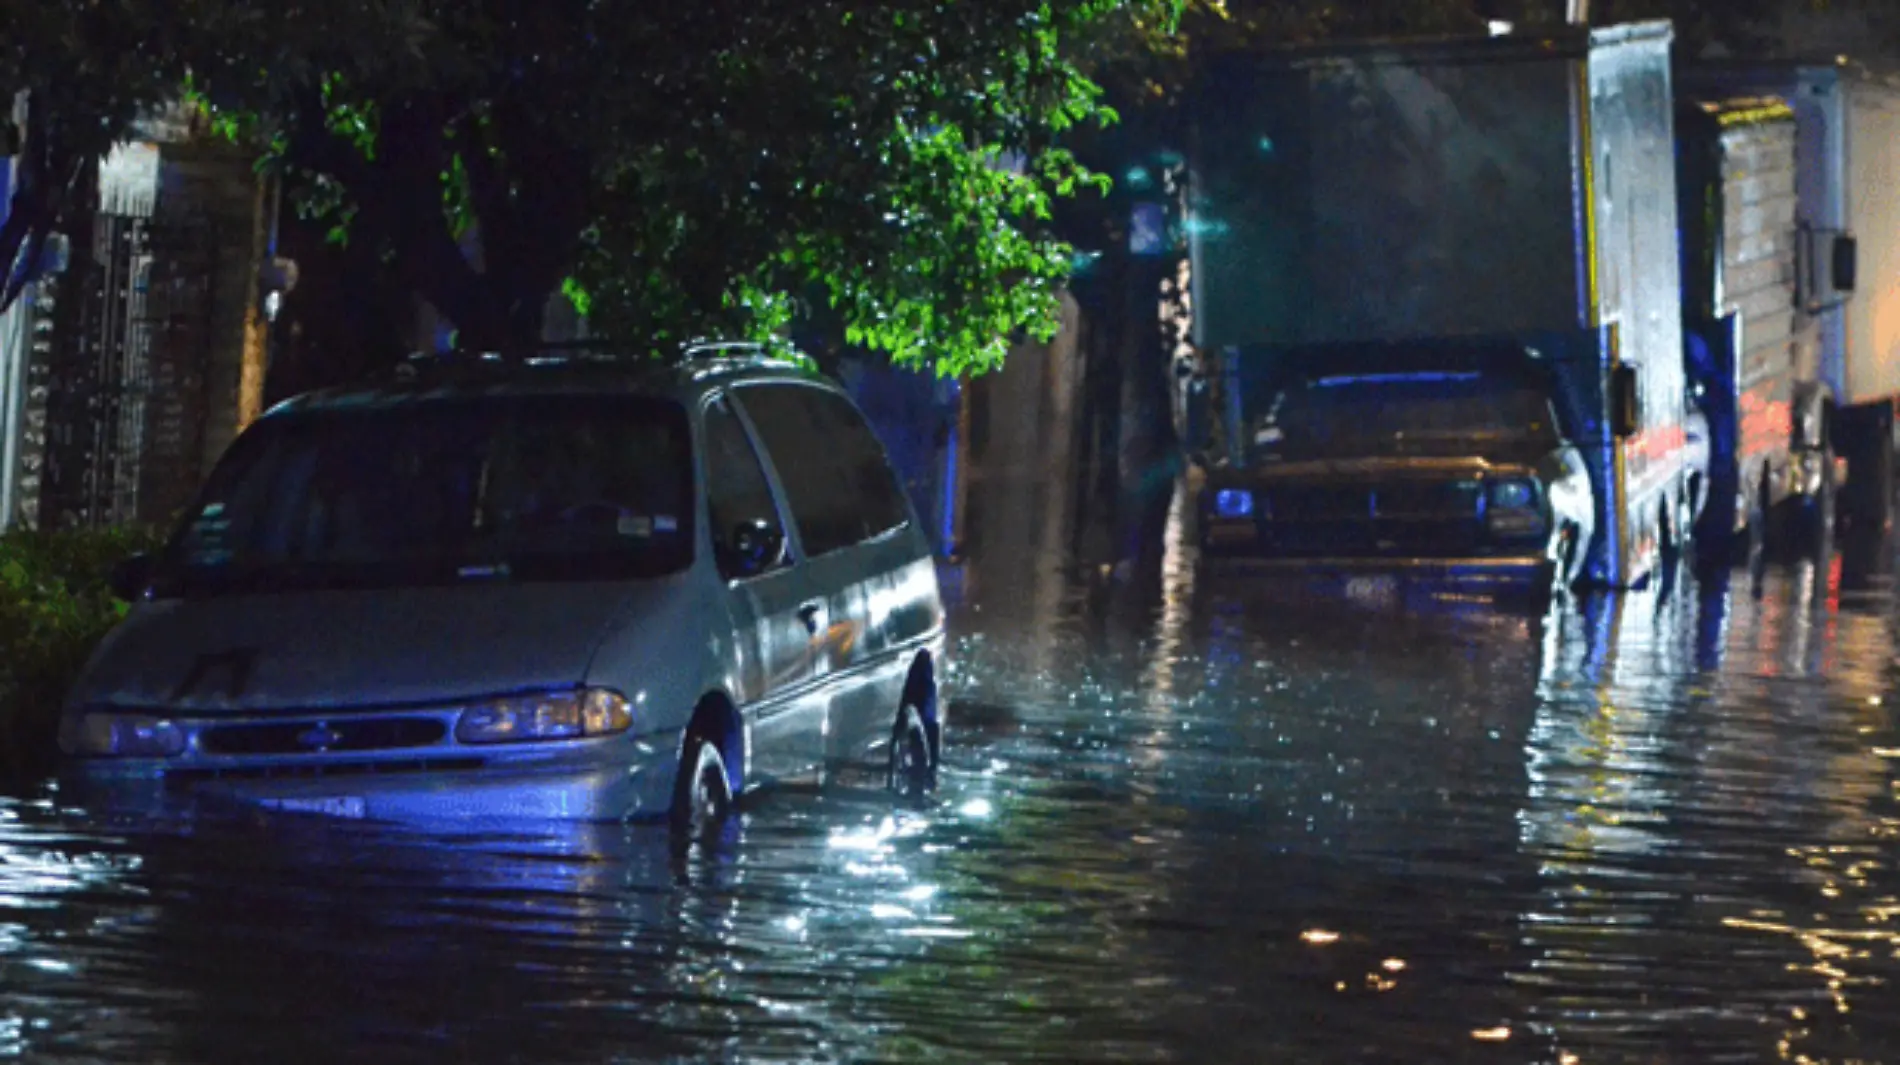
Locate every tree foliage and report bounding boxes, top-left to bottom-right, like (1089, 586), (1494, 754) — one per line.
(3, 1), (1180, 377)
(0, 526), (164, 779)
(5, 0), (1890, 378)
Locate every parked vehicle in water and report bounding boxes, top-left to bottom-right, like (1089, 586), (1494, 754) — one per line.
(58, 344), (948, 833)
(1197, 342), (1595, 600)
(1179, 22), (1706, 592)
(1679, 60), (1900, 543)
(1673, 91), (1829, 559)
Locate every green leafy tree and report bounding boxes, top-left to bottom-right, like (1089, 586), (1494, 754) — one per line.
(4, 1), (1182, 378)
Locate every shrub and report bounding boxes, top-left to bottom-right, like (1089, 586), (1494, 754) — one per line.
(0, 526), (166, 779)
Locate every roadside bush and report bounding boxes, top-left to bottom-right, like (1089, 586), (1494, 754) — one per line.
(0, 526), (165, 779)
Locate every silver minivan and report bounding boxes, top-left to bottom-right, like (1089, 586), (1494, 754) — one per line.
(59, 346), (948, 834)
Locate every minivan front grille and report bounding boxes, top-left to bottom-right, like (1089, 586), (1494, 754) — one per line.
(198, 716), (448, 756)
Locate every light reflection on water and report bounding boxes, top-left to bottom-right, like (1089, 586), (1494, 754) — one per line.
(0, 477), (1895, 1062)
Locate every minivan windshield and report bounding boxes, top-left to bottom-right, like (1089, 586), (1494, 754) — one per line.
(153, 395), (695, 596)
(1252, 371), (1561, 461)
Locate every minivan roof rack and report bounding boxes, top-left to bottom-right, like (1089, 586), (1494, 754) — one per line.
(679, 339), (767, 358)
(384, 336), (811, 384)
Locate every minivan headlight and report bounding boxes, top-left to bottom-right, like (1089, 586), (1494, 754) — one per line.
(66, 713), (187, 758)
(454, 688), (633, 745)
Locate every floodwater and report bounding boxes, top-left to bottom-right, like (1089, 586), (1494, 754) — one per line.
(2, 477), (1898, 1064)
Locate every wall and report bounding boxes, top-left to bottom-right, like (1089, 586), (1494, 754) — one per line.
(835, 352), (965, 556)
(0, 103), (21, 531)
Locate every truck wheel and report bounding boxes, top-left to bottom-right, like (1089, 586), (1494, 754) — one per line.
(1785, 447), (1836, 557)
(1745, 462), (1774, 565)
(1836, 403), (1894, 536)
(1658, 505), (1682, 596)
(1675, 492), (1698, 575)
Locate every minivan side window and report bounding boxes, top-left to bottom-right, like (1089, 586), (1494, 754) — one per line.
(702, 396), (788, 579)
(735, 384), (909, 558)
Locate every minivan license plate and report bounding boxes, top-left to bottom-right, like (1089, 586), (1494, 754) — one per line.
(1343, 575), (1400, 608)
(261, 796), (367, 819)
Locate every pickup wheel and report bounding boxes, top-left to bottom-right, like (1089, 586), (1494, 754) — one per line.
(1551, 524), (1580, 601)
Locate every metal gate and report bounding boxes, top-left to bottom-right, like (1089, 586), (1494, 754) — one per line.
(37, 210), (218, 529)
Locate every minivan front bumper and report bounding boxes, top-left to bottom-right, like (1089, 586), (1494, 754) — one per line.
(61, 728), (685, 825)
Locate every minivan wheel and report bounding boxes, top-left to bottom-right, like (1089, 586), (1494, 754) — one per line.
(887, 703), (937, 798)
(672, 733), (733, 838)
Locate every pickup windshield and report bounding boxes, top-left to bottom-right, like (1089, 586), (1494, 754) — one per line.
(152, 395), (695, 596)
(1252, 371), (1561, 460)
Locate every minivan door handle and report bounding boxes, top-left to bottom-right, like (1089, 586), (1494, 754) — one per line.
(797, 599), (826, 634)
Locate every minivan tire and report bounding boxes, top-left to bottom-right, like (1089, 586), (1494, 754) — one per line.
(888, 703), (937, 798)
(671, 733), (733, 838)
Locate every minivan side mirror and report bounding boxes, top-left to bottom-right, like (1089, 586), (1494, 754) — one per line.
(1833, 233), (1859, 293)
(1610, 364), (1640, 439)
(721, 520), (785, 579)
(108, 553), (155, 602)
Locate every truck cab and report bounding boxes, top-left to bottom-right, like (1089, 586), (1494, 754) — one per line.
(1198, 341), (1594, 598)
(1181, 22), (1704, 591)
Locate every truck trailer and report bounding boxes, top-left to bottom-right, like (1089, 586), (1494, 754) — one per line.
(1673, 92), (1830, 559)
(1181, 22), (1705, 593)
(1679, 60), (1900, 541)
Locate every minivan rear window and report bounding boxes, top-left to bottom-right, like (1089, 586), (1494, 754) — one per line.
(155, 395), (694, 595)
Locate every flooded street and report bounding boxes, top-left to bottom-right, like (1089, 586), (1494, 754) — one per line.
(2, 480), (1899, 1063)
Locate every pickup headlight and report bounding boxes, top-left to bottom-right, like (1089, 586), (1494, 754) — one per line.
(1487, 478), (1538, 511)
(65, 713), (187, 758)
(1486, 478), (1547, 537)
(1214, 488), (1258, 520)
(454, 688), (633, 745)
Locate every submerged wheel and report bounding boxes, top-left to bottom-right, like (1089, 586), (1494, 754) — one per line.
(1675, 491), (1699, 575)
(672, 732), (733, 839)
(1551, 524), (1580, 602)
(887, 702), (938, 799)
(1658, 504), (1679, 581)
(1790, 446), (1837, 557)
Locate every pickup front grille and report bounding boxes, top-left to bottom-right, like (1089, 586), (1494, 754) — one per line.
(1212, 477), (1495, 558)
(1263, 480), (1482, 521)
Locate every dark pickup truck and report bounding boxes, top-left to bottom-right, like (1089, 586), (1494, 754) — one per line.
(1197, 343), (1596, 600)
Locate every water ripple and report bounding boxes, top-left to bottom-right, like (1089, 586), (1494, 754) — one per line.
(0, 489), (1896, 1061)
